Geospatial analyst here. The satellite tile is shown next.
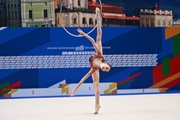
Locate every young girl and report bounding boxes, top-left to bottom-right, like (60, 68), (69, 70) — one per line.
(70, 7), (111, 114)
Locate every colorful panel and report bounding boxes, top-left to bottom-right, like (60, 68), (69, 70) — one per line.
(0, 27), (180, 94)
(162, 57), (170, 76)
(172, 33), (180, 57)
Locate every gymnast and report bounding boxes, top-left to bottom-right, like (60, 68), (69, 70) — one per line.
(70, 7), (111, 114)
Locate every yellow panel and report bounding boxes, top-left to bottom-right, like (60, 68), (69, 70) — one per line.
(104, 83), (117, 94)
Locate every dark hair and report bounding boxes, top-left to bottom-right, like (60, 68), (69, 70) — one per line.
(107, 62), (112, 69)
(104, 62), (111, 72)
(102, 59), (112, 71)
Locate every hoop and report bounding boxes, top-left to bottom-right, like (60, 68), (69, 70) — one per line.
(60, 0), (102, 37)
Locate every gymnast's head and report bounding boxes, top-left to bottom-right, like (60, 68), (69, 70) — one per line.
(100, 62), (111, 72)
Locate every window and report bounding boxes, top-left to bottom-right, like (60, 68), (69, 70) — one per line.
(11, 4), (13, 8)
(146, 19), (149, 26)
(0, 9), (2, 20)
(78, 0), (81, 6)
(73, 18), (77, 24)
(168, 21), (171, 25)
(89, 18), (93, 25)
(12, 11), (14, 19)
(82, 17), (86, 24)
(8, 11), (11, 19)
(163, 21), (165, 25)
(29, 10), (32, 19)
(8, 4), (10, 11)
(43, 9), (48, 18)
(151, 19), (154, 26)
(15, 11), (17, 19)
(18, 11), (21, 19)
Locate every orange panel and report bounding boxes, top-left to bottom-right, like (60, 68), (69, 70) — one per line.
(165, 27), (180, 40)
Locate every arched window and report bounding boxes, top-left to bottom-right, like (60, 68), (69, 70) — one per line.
(73, 18), (77, 24)
(89, 18), (93, 25)
(82, 17), (86, 24)
(72, 14), (77, 25)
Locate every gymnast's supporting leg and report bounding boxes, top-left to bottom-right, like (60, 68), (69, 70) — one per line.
(95, 7), (103, 55)
(92, 70), (101, 114)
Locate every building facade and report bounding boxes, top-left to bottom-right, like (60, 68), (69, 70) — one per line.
(5, 0), (21, 27)
(101, 0), (180, 19)
(88, 0), (140, 27)
(0, 0), (6, 26)
(173, 19), (180, 27)
(140, 4), (173, 27)
(0, 0), (55, 27)
(56, 0), (140, 27)
(56, 0), (96, 27)
(21, 0), (55, 27)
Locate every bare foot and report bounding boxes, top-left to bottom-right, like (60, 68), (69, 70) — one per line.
(95, 7), (100, 17)
(96, 7), (100, 14)
(94, 105), (101, 114)
(95, 7), (101, 24)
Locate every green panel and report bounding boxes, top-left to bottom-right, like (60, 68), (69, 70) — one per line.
(0, 82), (10, 90)
(172, 33), (180, 57)
(162, 57), (170, 76)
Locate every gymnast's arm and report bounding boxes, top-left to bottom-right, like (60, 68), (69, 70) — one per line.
(77, 28), (101, 54)
(70, 69), (94, 96)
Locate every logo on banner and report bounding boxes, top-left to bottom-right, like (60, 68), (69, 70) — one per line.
(60, 84), (69, 94)
(104, 83), (117, 94)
